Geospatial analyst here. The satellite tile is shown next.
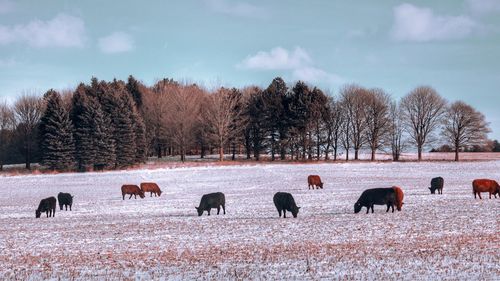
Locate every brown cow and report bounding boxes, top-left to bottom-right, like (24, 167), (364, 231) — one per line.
(472, 179), (500, 199)
(140, 182), (162, 197)
(392, 186), (404, 211)
(121, 184), (145, 200)
(307, 175), (323, 189)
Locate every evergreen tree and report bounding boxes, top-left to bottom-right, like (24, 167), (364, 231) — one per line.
(71, 84), (96, 171)
(126, 75), (144, 109)
(103, 80), (136, 168)
(39, 90), (76, 170)
(71, 84), (115, 170)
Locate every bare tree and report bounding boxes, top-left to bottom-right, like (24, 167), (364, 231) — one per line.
(145, 81), (174, 158)
(442, 101), (490, 161)
(339, 98), (351, 161)
(0, 101), (15, 170)
(323, 96), (343, 160)
(205, 87), (241, 161)
(400, 86), (446, 161)
(165, 84), (203, 162)
(14, 93), (43, 169)
(341, 84), (369, 160)
(364, 88), (391, 161)
(388, 101), (406, 161)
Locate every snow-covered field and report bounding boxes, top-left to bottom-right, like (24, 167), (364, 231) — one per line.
(0, 161), (499, 280)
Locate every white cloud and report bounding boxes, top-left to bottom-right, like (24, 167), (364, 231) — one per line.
(98, 32), (134, 54)
(0, 13), (85, 47)
(204, 0), (266, 18)
(391, 3), (478, 42)
(0, 0), (14, 14)
(467, 0), (500, 14)
(292, 66), (343, 85)
(239, 46), (343, 86)
(239, 47), (311, 70)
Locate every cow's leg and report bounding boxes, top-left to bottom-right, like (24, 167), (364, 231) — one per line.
(207, 209), (210, 216)
(53, 208), (55, 217)
(283, 210), (286, 218)
(366, 207), (369, 214)
(478, 193), (482, 199)
(371, 205), (374, 213)
(277, 209), (282, 217)
(391, 205), (394, 213)
(222, 204), (226, 214)
(386, 204), (390, 212)
(128, 194), (132, 199)
(59, 204), (63, 211)
(123, 194), (125, 200)
(69, 204), (72, 211)
(217, 206), (220, 215)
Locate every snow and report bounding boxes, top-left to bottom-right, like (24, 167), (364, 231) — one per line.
(0, 161), (499, 280)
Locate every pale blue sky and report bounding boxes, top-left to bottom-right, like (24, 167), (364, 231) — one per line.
(0, 0), (499, 138)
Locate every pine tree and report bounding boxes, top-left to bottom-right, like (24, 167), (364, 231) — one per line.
(102, 80), (136, 168)
(71, 84), (96, 171)
(39, 90), (76, 171)
(71, 83), (115, 170)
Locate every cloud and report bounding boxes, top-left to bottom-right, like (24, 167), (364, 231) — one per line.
(467, 0), (500, 14)
(292, 66), (343, 85)
(98, 32), (134, 54)
(391, 3), (478, 42)
(0, 13), (85, 47)
(239, 46), (343, 86)
(0, 0), (14, 14)
(239, 47), (311, 70)
(204, 0), (266, 18)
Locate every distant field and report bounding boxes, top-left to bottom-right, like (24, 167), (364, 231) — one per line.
(0, 161), (499, 280)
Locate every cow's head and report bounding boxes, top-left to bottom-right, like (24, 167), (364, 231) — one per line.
(318, 182), (324, 189)
(158, 190), (162, 197)
(354, 202), (362, 213)
(195, 207), (203, 216)
(35, 209), (41, 218)
(429, 187), (436, 194)
(139, 190), (145, 199)
(396, 202), (404, 211)
(291, 206), (300, 218)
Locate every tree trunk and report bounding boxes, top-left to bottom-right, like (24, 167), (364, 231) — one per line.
(219, 146), (224, 161)
(455, 147), (459, 161)
(354, 149), (359, 160)
(371, 148), (376, 161)
(345, 149), (349, 161)
(417, 146), (422, 161)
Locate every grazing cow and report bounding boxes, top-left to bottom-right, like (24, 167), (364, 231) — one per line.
(121, 184), (145, 200)
(35, 197), (57, 218)
(307, 175), (323, 189)
(196, 192), (226, 216)
(429, 177), (444, 194)
(273, 192), (301, 218)
(472, 179), (500, 199)
(57, 192), (73, 211)
(140, 182), (162, 197)
(392, 186), (404, 211)
(354, 188), (397, 214)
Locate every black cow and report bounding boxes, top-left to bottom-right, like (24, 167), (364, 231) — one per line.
(35, 197), (57, 218)
(273, 192), (301, 218)
(195, 192), (226, 216)
(57, 192), (73, 211)
(354, 188), (397, 214)
(429, 177), (444, 194)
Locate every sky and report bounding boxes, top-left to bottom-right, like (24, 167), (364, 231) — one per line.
(0, 0), (499, 139)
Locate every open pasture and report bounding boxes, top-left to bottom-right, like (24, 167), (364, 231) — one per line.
(0, 161), (499, 280)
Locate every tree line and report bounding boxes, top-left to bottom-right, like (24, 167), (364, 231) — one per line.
(0, 76), (494, 171)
